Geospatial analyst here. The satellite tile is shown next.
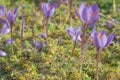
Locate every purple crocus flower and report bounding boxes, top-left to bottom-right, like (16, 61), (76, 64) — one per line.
(92, 28), (114, 50)
(66, 26), (81, 43)
(6, 38), (15, 44)
(0, 50), (7, 56)
(35, 40), (42, 49)
(0, 22), (10, 35)
(41, 2), (57, 19)
(38, 33), (45, 39)
(6, 8), (18, 24)
(0, 5), (5, 17)
(74, 2), (100, 25)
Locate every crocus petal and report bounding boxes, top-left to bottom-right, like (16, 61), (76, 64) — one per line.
(0, 22), (10, 35)
(51, 2), (57, 9)
(0, 18), (6, 23)
(49, 3), (57, 16)
(92, 33), (100, 50)
(105, 34), (114, 46)
(42, 3), (47, 15)
(80, 3), (89, 23)
(13, 8), (18, 21)
(98, 33), (107, 48)
(89, 4), (100, 23)
(0, 50), (7, 56)
(0, 5), (5, 17)
(91, 27), (97, 38)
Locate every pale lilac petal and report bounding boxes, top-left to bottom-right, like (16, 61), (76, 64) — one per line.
(92, 33), (100, 50)
(91, 27), (97, 38)
(81, 5), (89, 23)
(98, 33), (107, 48)
(105, 34), (114, 46)
(0, 5), (5, 17)
(79, 2), (89, 23)
(90, 4), (100, 23)
(0, 50), (7, 56)
(0, 22), (10, 35)
(13, 8), (18, 21)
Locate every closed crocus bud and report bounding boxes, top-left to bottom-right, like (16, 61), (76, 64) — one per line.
(74, 2), (100, 25)
(66, 26), (81, 43)
(92, 28), (114, 50)
(0, 22), (10, 35)
(41, 2), (57, 19)
(6, 8), (18, 24)
(0, 50), (7, 56)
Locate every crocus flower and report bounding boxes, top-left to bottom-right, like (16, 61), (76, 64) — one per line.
(35, 40), (42, 49)
(101, 18), (116, 28)
(38, 33), (45, 39)
(0, 5), (5, 17)
(6, 8), (18, 24)
(6, 38), (15, 44)
(66, 26), (81, 43)
(74, 2), (100, 25)
(41, 2), (57, 19)
(0, 22), (10, 35)
(92, 28), (114, 50)
(0, 50), (7, 56)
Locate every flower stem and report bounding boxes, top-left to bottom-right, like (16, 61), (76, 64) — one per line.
(21, 16), (24, 51)
(68, 0), (72, 25)
(21, 4), (24, 51)
(96, 50), (101, 80)
(45, 18), (48, 44)
(10, 23), (13, 54)
(80, 24), (87, 79)
(39, 0), (42, 11)
(71, 42), (76, 56)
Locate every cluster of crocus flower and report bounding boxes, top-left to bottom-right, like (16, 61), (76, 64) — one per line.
(64, 2), (114, 80)
(0, 6), (18, 56)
